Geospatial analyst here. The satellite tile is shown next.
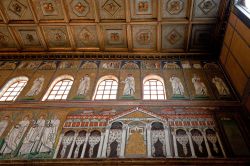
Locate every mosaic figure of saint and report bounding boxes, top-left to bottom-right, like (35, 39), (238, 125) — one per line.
(0, 116), (9, 137)
(77, 74), (90, 96)
(0, 116), (30, 154)
(169, 75), (184, 95)
(19, 115), (46, 155)
(192, 74), (208, 96)
(26, 77), (45, 97)
(212, 76), (230, 96)
(122, 74), (135, 96)
(38, 116), (60, 153)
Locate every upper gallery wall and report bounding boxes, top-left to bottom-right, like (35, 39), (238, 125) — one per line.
(0, 0), (225, 56)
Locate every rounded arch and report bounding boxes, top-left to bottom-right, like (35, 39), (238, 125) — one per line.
(93, 75), (118, 100)
(151, 122), (164, 130)
(0, 76), (29, 101)
(42, 74), (74, 101)
(143, 74), (166, 100)
(111, 121), (123, 129)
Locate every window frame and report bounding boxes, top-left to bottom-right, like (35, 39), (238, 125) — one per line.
(143, 75), (166, 100)
(0, 76), (29, 102)
(93, 75), (118, 100)
(234, 0), (250, 27)
(42, 75), (74, 101)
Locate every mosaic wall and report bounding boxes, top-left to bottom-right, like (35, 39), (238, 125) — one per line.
(0, 60), (235, 102)
(0, 106), (230, 160)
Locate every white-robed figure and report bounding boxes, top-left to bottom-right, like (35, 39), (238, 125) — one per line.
(77, 74), (90, 96)
(26, 77), (45, 97)
(122, 74), (135, 96)
(0, 116), (9, 137)
(192, 74), (208, 96)
(38, 116), (60, 153)
(212, 76), (230, 96)
(169, 75), (184, 95)
(19, 115), (46, 155)
(0, 116), (30, 154)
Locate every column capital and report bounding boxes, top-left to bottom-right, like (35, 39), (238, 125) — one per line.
(122, 125), (127, 130)
(164, 125), (169, 130)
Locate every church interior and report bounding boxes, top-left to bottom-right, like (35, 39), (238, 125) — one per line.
(0, 0), (249, 165)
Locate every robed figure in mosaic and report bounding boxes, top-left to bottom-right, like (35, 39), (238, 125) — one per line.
(38, 116), (60, 154)
(169, 75), (184, 96)
(19, 115), (46, 155)
(0, 116), (9, 137)
(122, 74), (135, 96)
(212, 76), (230, 96)
(192, 74), (208, 96)
(0, 116), (30, 154)
(77, 74), (90, 96)
(26, 77), (45, 97)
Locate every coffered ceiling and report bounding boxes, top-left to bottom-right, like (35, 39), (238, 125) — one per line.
(0, 0), (224, 56)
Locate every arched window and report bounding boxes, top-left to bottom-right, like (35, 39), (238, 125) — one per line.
(93, 75), (118, 100)
(42, 75), (74, 101)
(143, 75), (166, 100)
(0, 76), (28, 101)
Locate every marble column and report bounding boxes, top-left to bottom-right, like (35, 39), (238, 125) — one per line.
(80, 132), (90, 158)
(164, 125), (172, 157)
(120, 124), (127, 158)
(172, 131), (178, 157)
(97, 131), (104, 158)
(202, 131), (212, 157)
(215, 131), (226, 158)
(187, 131), (196, 157)
(53, 133), (64, 159)
(101, 125), (111, 157)
(67, 132), (78, 158)
(146, 124), (152, 157)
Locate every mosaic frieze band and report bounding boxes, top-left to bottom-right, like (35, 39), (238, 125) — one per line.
(0, 107), (228, 160)
(0, 60), (235, 101)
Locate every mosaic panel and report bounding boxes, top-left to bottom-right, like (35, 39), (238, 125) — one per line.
(102, 25), (127, 48)
(42, 26), (71, 48)
(161, 0), (188, 19)
(193, 0), (221, 18)
(14, 27), (43, 48)
(0, 26), (17, 49)
(162, 24), (187, 50)
(0, 0), (34, 20)
(31, 0), (65, 21)
(130, 0), (157, 19)
(132, 25), (157, 50)
(96, 0), (125, 20)
(71, 25), (99, 48)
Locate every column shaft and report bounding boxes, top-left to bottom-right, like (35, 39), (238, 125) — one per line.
(120, 125), (127, 157)
(216, 132), (226, 158)
(80, 133), (90, 158)
(202, 132), (212, 157)
(164, 126), (172, 157)
(53, 133), (64, 159)
(172, 132), (178, 157)
(146, 124), (152, 157)
(67, 132), (78, 158)
(187, 132), (196, 157)
(97, 132), (104, 158)
(101, 126), (110, 157)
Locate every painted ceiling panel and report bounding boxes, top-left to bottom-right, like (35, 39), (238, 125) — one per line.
(0, 0), (223, 54)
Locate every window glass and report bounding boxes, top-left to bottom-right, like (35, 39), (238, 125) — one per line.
(94, 79), (118, 100)
(45, 79), (73, 100)
(143, 79), (166, 100)
(0, 80), (27, 101)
